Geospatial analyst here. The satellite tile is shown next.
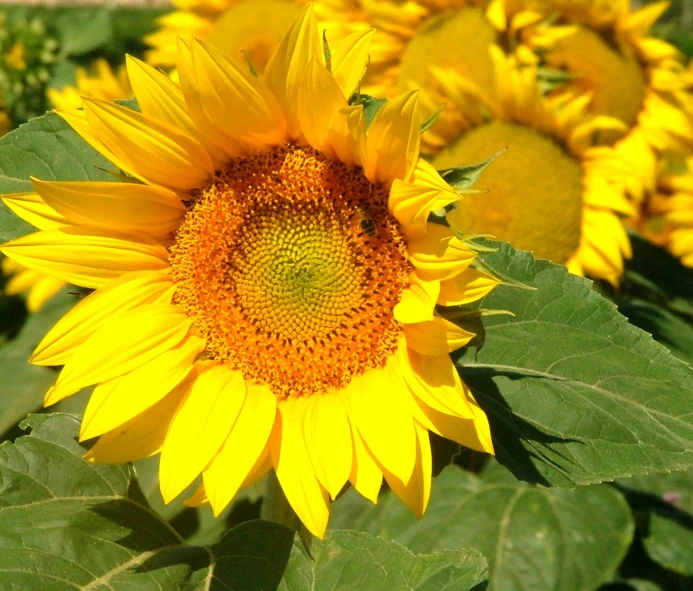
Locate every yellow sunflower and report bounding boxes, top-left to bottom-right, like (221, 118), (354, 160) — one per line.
(503, 1), (693, 201)
(417, 45), (635, 285)
(145, 0), (304, 74)
(47, 59), (132, 111)
(1, 8), (496, 538)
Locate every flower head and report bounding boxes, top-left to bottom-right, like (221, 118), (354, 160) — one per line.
(1, 8), (496, 538)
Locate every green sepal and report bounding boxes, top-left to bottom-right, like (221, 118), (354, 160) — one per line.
(242, 50), (258, 78)
(438, 147), (505, 193)
(322, 30), (332, 73)
(420, 103), (445, 134)
(349, 92), (388, 127)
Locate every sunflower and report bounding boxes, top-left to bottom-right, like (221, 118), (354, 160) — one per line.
(145, 0), (304, 74)
(1, 8), (496, 538)
(503, 1), (693, 201)
(48, 59), (132, 111)
(416, 43), (635, 285)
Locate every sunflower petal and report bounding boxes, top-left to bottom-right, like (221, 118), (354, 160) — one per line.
(31, 270), (173, 366)
(326, 105), (367, 168)
(407, 224), (477, 282)
(403, 316), (474, 356)
(45, 303), (191, 405)
(32, 179), (185, 240)
(204, 383), (277, 515)
(437, 269), (499, 306)
(348, 424), (383, 503)
(270, 397), (330, 538)
(263, 5), (321, 138)
(1, 227), (169, 289)
(330, 29), (374, 99)
(365, 90), (421, 184)
(79, 334), (205, 440)
(2, 192), (68, 230)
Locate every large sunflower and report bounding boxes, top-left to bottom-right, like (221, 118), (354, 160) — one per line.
(417, 45), (635, 284)
(145, 0), (304, 74)
(503, 1), (693, 200)
(1, 8), (496, 538)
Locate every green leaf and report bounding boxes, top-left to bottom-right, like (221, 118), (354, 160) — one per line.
(0, 413), (209, 590)
(618, 299), (693, 366)
(622, 233), (693, 322)
(618, 470), (693, 576)
(2, 412), (487, 589)
(330, 464), (633, 591)
(0, 111), (114, 241)
(53, 7), (113, 57)
(279, 529), (487, 591)
(456, 241), (693, 487)
(438, 147), (504, 192)
(350, 94), (388, 127)
(421, 104), (445, 134)
(0, 289), (75, 436)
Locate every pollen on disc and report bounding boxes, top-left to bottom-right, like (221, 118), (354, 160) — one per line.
(169, 144), (413, 397)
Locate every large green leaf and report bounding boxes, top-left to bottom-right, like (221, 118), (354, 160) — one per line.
(1, 413), (488, 590)
(456, 241), (693, 487)
(0, 289), (75, 437)
(619, 470), (693, 576)
(330, 464), (633, 591)
(0, 111), (114, 241)
(278, 530), (487, 591)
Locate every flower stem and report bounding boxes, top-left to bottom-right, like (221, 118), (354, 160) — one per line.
(261, 470), (312, 548)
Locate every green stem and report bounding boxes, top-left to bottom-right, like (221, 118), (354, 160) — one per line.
(261, 471), (313, 548)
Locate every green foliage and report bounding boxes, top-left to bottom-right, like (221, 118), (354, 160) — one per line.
(331, 462), (633, 591)
(349, 93), (388, 127)
(439, 148), (504, 193)
(0, 414), (489, 590)
(0, 110), (114, 241)
(456, 241), (693, 487)
(0, 290), (74, 437)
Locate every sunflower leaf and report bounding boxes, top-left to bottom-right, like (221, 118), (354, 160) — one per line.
(330, 463), (634, 591)
(617, 469), (693, 576)
(454, 240), (693, 487)
(438, 147), (505, 192)
(2, 413), (488, 589)
(0, 110), (114, 241)
(350, 93), (388, 127)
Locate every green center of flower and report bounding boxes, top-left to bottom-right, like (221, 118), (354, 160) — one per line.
(545, 27), (646, 129)
(433, 121), (584, 264)
(169, 144), (412, 397)
(397, 6), (498, 95)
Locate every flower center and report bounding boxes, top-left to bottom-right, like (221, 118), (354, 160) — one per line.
(206, 0), (301, 73)
(398, 6), (498, 95)
(545, 28), (646, 129)
(433, 121), (584, 264)
(169, 144), (412, 398)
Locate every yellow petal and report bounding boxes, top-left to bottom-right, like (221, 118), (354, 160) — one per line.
(407, 224), (477, 282)
(326, 105), (367, 168)
(346, 366), (417, 484)
(365, 91), (421, 184)
(32, 179), (185, 240)
(2, 192), (68, 230)
(203, 383), (277, 515)
(393, 272), (440, 324)
(190, 39), (287, 149)
(125, 54), (196, 134)
(263, 5), (321, 138)
(176, 38), (241, 161)
(31, 270), (173, 366)
(437, 269), (499, 306)
(160, 363), (247, 503)
(1, 227), (169, 289)
(348, 424), (383, 503)
(330, 30), (374, 99)
(303, 394), (353, 500)
(25, 275), (66, 313)
(82, 98), (214, 191)
(45, 303), (191, 405)
(270, 396), (330, 538)
(298, 57), (347, 153)
(381, 422), (431, 519)
(84, 373), (194, 463)
(79, 334), (205, 440)
(397, 341), (476, 419)
(403, 316), (474, 356)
